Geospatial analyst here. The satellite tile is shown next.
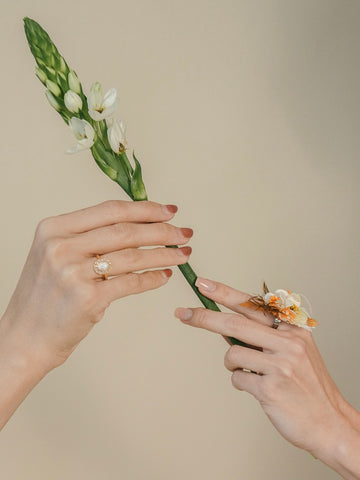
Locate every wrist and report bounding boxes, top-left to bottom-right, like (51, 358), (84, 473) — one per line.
(312, 414), (360, 480)
(0, 311), (54, 379)
(0, 311), (54, 430)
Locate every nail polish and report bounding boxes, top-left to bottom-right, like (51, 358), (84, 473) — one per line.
(195, 277), (216, 292)
(180, 228), (194, 238)
(162, 269), (173, 278)
(177, 246), (192, 257)
(163, 204), (178, 214)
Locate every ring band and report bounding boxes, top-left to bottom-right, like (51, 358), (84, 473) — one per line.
(272, 317), (281, 329)
(93, 255), (112, 280)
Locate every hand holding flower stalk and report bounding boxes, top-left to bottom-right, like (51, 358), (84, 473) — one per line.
(23, 17), (247, 347)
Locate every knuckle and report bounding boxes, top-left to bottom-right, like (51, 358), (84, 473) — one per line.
(42, 237), (66, 265)
(111, 222), (133, 239)
(194, 308), (209, 328)
(102, 199), (127, 219)
(226, 314), (244, 333)
(157, 222), (173, 239)
(277, 359), (294, 379)
(127, 273), (142, 291)
(35, 216), (56, 241)
(224, 345), (240, 370)
(124, 248), (141, 267)
(290, 337), (307, 358)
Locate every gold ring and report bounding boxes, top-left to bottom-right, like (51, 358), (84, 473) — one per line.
(93, 254), (112, 280)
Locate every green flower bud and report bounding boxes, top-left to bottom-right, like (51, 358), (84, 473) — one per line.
(46, 79), (61, 97)
(35, 67), (47, 85)
(68, 70), (81, 94)
(45, 89), (61, 111)
(59, 56), (67, 74)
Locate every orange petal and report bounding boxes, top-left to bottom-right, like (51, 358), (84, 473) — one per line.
(306, 318), (318, 327)
(239, 301), (257, 309)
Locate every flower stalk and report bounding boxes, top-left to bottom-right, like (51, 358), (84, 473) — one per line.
(23, 17), (244, 347)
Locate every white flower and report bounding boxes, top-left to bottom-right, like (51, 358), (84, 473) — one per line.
(64, 90), (83, 113)
(88, 82), (119, 121)
(66, 117), (95, 154)
(107, 118), (126, 153)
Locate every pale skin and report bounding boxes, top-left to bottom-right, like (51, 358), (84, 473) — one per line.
(1, 200), (359, 479)
(175, 279), (360, 480)
(0, 199), (193, 430)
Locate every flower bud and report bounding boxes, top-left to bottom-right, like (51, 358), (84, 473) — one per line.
(35, 67), (47, 85)
(59, 56), (67, 74)
(46, 79), (61, 97)
(68, 70), (81, 94)
(64, 90), (83, 113)
(45, 89), (61, 111)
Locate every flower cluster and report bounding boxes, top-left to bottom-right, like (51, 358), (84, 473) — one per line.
(24, 17), (146, 201)
(66, 83), (126, 155)
(242, 283), (318, 330)
(263, 289), (318, 329)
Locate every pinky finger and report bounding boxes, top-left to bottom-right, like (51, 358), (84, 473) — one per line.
(231, 369), (261, 399)
(100, 269), (173, 303)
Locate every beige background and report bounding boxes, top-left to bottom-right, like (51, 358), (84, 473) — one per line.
(0, 0), (359, 478)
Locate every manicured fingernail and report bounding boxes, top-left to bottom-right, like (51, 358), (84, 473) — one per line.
(195, 277), (216, 292)
(177, 246), (192, 257)
(180, 228), (194, 238)
(175, 308), (193, 321)
(162, 269), (173, 278)
(162, 204), (178, 215)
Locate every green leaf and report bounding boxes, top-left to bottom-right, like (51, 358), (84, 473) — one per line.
(130, 152), (148, 201)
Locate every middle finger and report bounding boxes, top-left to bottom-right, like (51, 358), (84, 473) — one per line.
(74, 222), (194, 255)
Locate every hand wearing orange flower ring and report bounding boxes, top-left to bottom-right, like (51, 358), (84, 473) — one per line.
(175, 278), (360, 480)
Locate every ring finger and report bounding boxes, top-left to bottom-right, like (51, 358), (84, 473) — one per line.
(89, 246), (192, 279)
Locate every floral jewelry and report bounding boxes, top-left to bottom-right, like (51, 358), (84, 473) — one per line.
(241, 282), (318, 330)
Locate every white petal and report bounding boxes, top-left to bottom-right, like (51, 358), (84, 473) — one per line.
(107, 119), (125, 153)
(89, 82), (103, 108)
(84, 123), (95, 143)
(64, 90), (82, 113)
(294, 309), (308, 326)
(288, 293), (301, 307)
(102, 88), (118, 108)
(88, 108), (104, 121)
(263, 292), (273, 304)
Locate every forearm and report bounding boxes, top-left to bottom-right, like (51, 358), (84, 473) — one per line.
(314, 414), (360, 480)
(0, 312), (51, 430)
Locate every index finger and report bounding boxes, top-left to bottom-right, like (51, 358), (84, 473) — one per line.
(195, 277), (273, 326)
(175, 308), (283, 351)
(49, 200), (178, 234)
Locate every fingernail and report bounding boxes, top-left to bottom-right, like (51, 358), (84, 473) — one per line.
(162, 204), (178, 215)
(180, 228), (194, 239)
(195, 277), (216, 292)
(162, 269), (173, 278)
(177, 246), (192, 257)
(175, 308), (193, 321)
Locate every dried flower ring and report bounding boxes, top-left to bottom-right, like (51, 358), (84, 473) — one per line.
(93, 254), (112, 280)
(240, 282), (318, 330)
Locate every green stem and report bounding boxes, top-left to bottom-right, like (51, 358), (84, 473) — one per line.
(132, 193), (245, 347)
(166, 246), (245, 347)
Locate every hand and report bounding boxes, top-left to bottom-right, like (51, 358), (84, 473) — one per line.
(175, 278), (360, 478)
(2, 200), (193, 371)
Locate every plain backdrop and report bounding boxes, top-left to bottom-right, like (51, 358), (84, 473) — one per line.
(0, 0), (359, 479)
